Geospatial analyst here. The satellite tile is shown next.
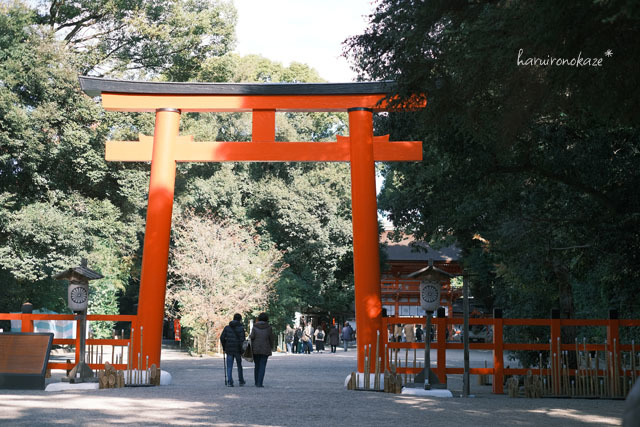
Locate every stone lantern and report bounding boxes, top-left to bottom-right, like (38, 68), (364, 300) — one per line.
(54, 258), (103, 383)
(407, 259), (453, 390)
(54, 258), (103, 313)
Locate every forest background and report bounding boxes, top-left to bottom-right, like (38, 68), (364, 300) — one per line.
(1, 0), (638, 352)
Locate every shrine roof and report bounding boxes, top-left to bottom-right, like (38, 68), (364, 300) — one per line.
(381, 231), (460, 262)
(79, 76), (396, 98)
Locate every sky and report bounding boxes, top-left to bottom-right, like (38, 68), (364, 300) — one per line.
(233, 0), (377, 82)
(233, 0), (387, 199)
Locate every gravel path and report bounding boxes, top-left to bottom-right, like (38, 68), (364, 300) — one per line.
(0, 345), (625, 426)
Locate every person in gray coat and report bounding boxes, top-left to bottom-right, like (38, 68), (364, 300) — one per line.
(249, 312), (275, 387)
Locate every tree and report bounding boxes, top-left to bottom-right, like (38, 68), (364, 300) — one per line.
(166, 210), (286, 353)
(0, 2), (139, 324)
(0, 1), (355, 336)
(346, 0), (640, 324)
(174, 55), (355, 328)
(35, 0), (237, 78)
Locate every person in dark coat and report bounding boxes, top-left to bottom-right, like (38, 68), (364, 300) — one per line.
(250, 312), (275, 387)
(220, 313), (246, 387)
(293, 326), (301, 354)
(341, 321), (354, 351)
(328, 325), (340, 353)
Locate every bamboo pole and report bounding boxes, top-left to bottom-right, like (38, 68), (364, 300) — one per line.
(632, 340), (637, 385)
(595, 350), (600, 397)
(413, 348), (417, 383)
(404, 348), (408, 384)
(557, 338), (562, 395)
(623, 363), (627, 397)
(575, 339), (581, 396)
(559, 351), (569, 396)
(605, 349), (610, 398)
(366, 344), (371, 390)
(129, 328), (134, 385)
(611, 338), (620, 396)
(538, 353), (544, 395)
(375, 332), (381, 391)
(547, 354), (551, 395)
(584, 339), (590, 396)
(604, 340), (609, 397)
(549, 339), (556, 395)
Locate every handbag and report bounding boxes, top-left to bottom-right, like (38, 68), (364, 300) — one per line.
(231, 326), (253, 362)
(241, 338), (253, 362)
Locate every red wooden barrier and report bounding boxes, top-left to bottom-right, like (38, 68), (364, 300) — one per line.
(383, 315), (640, 394)
(0, 313), (137, 371)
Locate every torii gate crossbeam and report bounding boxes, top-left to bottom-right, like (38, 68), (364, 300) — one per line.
(79, 77), (425, 373)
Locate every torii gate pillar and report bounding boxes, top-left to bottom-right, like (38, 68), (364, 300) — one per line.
(348, 108), (382, 372)
(136, 108), (181, 366)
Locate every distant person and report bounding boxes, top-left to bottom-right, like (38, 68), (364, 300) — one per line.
(314, 325), (325, 352)
(219, 313), (246, 387)
(285, 324), (294, 353)
(394, 324), (403, 342)
(415, 324), (423, 342)
(404, 323), (415, 343)
(250, 312), (275, 388)
(328, 325), (340, 353)
(302, 322), (314, 354)
(294, 326), (303, 353)
(341, 322), (354, 351)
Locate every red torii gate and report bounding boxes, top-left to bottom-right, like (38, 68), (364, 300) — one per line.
(79, 77), (425, 373)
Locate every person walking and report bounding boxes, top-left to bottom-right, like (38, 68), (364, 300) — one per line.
(293, 326), (302, 354)
(305, 322), (315, 354)
(341, 322), (354, 351)
(394, 323), (404, 342)
(404, 323), (415, 343)
(250, 312), (275, 388)
(415, 324), (423, 342)
(219, 313), (246, 387)
(328, 325), (340, 353)
(314, 325), (326, 352)
(285, 324), (294, 353)
(301, 322), (312, 354)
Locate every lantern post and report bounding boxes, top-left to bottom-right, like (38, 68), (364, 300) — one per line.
(54, 259), (103, 383)
(408, 260), (452, 389)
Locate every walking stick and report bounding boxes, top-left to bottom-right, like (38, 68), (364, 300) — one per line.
(223, 351), (227, 386)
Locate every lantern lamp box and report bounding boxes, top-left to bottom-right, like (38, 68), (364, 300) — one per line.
(0, 332), (54, 390)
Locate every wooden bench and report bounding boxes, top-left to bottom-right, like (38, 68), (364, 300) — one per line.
(0, 333), (53, 389)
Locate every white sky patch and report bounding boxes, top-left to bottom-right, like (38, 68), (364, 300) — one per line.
(233, 0), (376, 82)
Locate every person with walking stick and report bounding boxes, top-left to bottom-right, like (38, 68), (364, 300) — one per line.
(220, 313), (246, 387)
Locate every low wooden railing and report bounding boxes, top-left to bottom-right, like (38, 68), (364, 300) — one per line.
(0, 313), (137, 371)
(383, 311), (640, 395)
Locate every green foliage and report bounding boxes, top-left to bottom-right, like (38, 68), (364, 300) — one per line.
(0, 2), (140, 315)
(166, 210), (285, 352)
(0, 0), (355, 334)
(346, 0), (640, 321)
(35, 0), (237, 78)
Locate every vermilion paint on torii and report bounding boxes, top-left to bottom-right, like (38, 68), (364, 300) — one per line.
(79, 77), (425, 373)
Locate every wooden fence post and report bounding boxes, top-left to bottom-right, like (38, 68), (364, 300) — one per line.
(607, 309), (620, 396)
(550, 308), (561, 395)
(436, 307), (447, 384)
(20, 303), (34, 332)
(493, 308), (504, 394)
